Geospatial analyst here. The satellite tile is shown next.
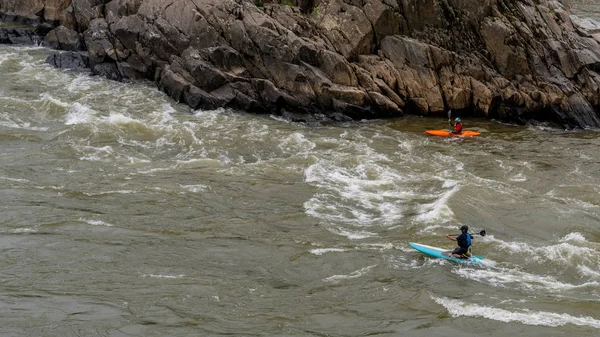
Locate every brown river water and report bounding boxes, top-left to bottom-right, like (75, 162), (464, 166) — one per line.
(1, 7), (600, 334)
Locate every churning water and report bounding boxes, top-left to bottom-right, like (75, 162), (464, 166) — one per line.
(1, 43), (600, 336)
(572, 0), (600, 21)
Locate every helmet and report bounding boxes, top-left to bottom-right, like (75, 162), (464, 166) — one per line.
(455, 117), (461, 122)
(460, 225), (469, 232)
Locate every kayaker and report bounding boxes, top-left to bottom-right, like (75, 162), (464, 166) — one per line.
(448, 117), (463, 134)
(445, 225), (472, 258)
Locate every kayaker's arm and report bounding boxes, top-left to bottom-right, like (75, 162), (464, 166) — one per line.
(445, 234), (457, 241)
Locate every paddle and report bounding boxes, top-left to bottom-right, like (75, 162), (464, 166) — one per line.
(449, 230), (486, 237)
(447, 109), (452, 131)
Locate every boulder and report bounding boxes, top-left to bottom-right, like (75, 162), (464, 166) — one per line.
(45, 51), (89, 69)
(43, 25), (82, 51)
(44, 0), (71, 24)
(72, 0), (105, 32)
(83, 18), (115, 65)
(59, 5), (77, 30)
(0, 28), (37, 45)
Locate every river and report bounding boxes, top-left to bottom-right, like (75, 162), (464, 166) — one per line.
(572, 0), (600, 21)
(1, 36), (600, 336)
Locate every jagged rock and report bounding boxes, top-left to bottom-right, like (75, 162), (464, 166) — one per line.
(480, 17), (530, 79)
(181, 48), (230, 92)
(0, 0), (45, 24)
(314, 0), (374, 58)
(43, 25), (82, 51)
(363, 0), (404, 43)
(45, 51), (89, 69)
(83, 18), (115, 65)
(72, 0), (105, 32)
(183, 85), (222, 110)
(158, 65), (190, 102)
(34, 22), (55, 36)
(317, 50), (358, 86)
(92, 61), (121, 80)
(368, 91), (401, 116)
(0, 28), (37, 44)
(253, 78), (300, 111)
(2, 0), (600, 127)
(59, 5), (77, 30)
(44, 0), (71, 24)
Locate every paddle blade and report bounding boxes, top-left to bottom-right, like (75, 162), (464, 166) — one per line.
(480, 230), (486, 237)
(447, 110), (451, 119)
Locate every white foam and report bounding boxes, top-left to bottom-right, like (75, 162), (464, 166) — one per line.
(323, 265), (376, 283)
(560, 232), (587, 243)
(179, 184), (209, 193)
(0, 52), (15, 64)
(303, 156), (410, 229)
(141, 274), (186, 279)
(174, 158), (220, 166)
(81, 219), (114, 227)
(0, 113), (49, 131)
(79, 145), (114, 161)
(124, 155), (151, 164)
(137, 167), (173, 175)
(0, 176), (29, 183)
(65, 103), (96, 125)
(192, 108), (225, 127)
(66, 75), (94, 92)
(453, 267), (599, 292)
(433, 295), (600, 328)
(11, 228), (37, 233)
(386, 254), (421, 270)
(83, 190), (136, 196)
(327, 226), (377, 240)
(491, 236), (600, 266)
(509, 172), (527, 182)
(107, 113), (139, 125)
(359, 243), (395, 251)
(577, 265), (600, 278)
(310, 248), (348, 255)
(278, 132), (316, 154)
(415, 184), (458, 224)
(40, 93), (69, 108)
(547, 190), (599, 209)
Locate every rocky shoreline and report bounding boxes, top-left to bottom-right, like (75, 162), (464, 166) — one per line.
(1, 0), (600, 127)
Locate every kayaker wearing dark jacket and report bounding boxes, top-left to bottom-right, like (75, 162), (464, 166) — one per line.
(449, 117), (463, 134)
(445, 225), (472, 258)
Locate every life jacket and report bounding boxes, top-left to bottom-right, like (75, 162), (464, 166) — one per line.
(454, 122), (463, 134)
(457, 233), (471, 249)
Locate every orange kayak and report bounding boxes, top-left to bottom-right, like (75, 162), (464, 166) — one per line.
(425, 130), (481, 137)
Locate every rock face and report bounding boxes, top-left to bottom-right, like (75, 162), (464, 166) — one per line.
(1, 0), (600, 127)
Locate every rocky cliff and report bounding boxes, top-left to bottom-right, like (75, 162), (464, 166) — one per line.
(1, 0), (600, 127)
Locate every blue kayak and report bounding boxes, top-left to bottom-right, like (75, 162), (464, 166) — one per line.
(409, 242), (486, 265)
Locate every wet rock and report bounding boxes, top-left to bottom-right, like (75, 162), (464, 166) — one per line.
(183, 85), (222, 110)
(158, 65), (190, 102)
(92, 61), (122, 81)
(0, 28), (37, 45)
(45, 51), (89, 69)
